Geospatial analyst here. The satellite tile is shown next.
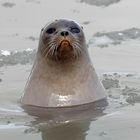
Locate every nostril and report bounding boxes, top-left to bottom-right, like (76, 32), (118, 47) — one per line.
(65, 31), (69, 36)
(61, 32), (64, 36)
(61, 31), (69, 36)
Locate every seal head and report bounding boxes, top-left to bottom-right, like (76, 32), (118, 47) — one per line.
(40, 19), (86, 62)
(21, 19), (106, 107)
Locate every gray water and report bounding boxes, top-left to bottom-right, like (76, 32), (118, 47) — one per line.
(0, 0), (140, 139)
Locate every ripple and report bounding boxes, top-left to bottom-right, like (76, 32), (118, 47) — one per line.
(0, 124), (26, 129)
(78, 0), (121, 7)
(1, 2), (16, 8)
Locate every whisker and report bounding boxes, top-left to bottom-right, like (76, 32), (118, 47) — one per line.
(54, 46), (58, 60)
(51, 44), (57, 56)
(41, 46), (50, 56)
(40, 36), (83, 61)
(72, 46), (77, 59)
(44, 45), (55, 58)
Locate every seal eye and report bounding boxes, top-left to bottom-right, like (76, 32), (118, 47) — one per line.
(46, 28), (56, 34)
(71, 27), (80, 33)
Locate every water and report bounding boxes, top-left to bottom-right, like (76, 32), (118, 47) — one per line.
(0, 0), (140, 139)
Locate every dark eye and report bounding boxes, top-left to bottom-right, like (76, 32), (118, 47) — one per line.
(71, 27), (80, 33)
(46, 28), (56, 34)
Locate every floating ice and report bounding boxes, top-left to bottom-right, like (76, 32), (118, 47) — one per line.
(0, 49), (36, 67)
(1, 50), (11, 56)
(89, 28), (140, 47)
(89, 35), (113, 47)
(118, 33), (123, 36)
(26, 48), (33, 52)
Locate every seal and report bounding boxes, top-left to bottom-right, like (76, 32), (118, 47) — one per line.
(21, 19), (106, 107)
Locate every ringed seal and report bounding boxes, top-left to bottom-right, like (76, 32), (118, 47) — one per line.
(21, 19), (106, 107)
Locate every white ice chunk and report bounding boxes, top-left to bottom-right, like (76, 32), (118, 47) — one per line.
(1, 50), (11, 56)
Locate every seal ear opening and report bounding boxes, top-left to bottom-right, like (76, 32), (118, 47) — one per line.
(81, 26), (83, 30)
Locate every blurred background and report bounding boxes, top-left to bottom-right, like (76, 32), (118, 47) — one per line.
(0, 0), (140, 73)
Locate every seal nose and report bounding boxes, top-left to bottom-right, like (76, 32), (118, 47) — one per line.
(60, 31), (69, 37)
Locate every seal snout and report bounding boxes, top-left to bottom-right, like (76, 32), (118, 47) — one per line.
(60, 40), (70, 47)
(57, 30), (73, 51)
(58, 40), (72, 52)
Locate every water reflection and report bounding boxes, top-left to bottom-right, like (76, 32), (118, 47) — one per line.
(41, 121), (90, 140)
(22, 99), (108, 140)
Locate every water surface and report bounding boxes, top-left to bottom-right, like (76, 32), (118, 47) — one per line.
(0, 0), (140, 139)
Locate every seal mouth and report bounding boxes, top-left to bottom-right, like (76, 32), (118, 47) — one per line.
(57, 40), (73, 52)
